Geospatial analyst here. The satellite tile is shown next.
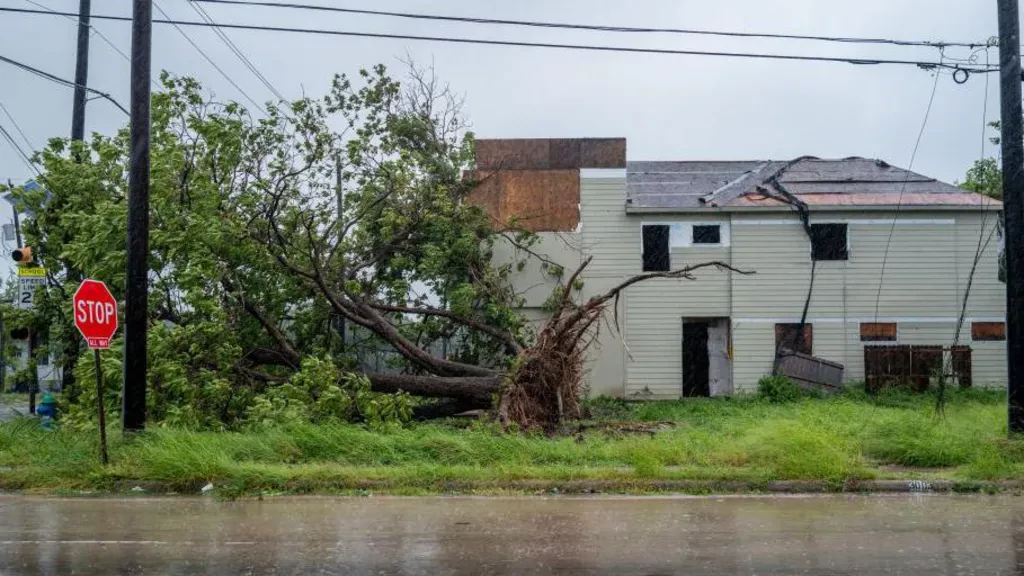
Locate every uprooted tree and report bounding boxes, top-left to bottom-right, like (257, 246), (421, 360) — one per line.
(5, 64), (742, 431)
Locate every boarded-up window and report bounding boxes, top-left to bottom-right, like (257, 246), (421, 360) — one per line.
(642, 225), (670, 272)
(865, 345), (972, 392)
(810, 223), (848, 261)
(775, 323), (812, 355)
(692, 225), (721, 245)
(860, 322), (897, 342)
(972, 322), (1006, 341)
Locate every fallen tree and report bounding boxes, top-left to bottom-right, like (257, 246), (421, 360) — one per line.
(10, 63), (749, 431)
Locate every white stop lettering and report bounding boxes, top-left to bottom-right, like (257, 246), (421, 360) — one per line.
(76, 300), (115, 325)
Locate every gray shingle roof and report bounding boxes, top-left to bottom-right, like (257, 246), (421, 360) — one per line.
(626, 157), (993, 210)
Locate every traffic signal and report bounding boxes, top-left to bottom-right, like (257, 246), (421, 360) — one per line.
(11, 247), (32, 264)
(9, 327), (28, 340)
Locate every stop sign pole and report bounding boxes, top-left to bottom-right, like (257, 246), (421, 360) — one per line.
(73, 279), (117, 465)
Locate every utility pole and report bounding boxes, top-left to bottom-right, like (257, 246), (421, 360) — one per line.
(998, 0), (1024, 434)
(70, 0), (91, 142)
(122, 0), (152, 432)
(9, 204), (37, 414)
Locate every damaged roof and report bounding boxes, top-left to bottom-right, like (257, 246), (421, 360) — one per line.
(626, 157), (998, 210)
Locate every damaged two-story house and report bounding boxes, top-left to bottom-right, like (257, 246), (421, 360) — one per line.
(469, 138), (1006, 398)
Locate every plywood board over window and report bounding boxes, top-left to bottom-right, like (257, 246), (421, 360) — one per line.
(775, 323), (812, 355)
(861, 322), (897, 342)
(972, 322), (1006, 341)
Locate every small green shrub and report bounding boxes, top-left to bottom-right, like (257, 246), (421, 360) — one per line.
(244, 357), (412, 428)
(757, 375), (804, 403)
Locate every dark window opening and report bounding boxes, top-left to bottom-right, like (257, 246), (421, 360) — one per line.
(642, 225), (670, 271)
(692, 225), (721, 245)
(810, 223), (848, 261)
(972, 322), (1006, 341)
(775, 323), (813, 355)
(860, 322), (897, 342)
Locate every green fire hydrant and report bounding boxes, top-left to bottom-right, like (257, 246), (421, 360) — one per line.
(36, 393), (58, 429)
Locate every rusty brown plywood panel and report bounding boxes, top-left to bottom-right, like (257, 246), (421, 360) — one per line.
(865, 345), (911, 393)
(775, 323), (812, 355)
(466, 170), (580, 232)
(475, 138), (626, 170)
(910, 346), (943, 392)
(580, 138), (627, 168)
(860, 322), (897, 342)
(476, 139), (551, 171)
(972, 322), (1006, 341)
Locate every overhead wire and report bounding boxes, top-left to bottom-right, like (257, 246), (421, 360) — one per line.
(872, 59), (944, 322)
(950, 46), (999, 364)
(190, 0), (989, 49)
(0, 99), (34, 151)
(0, 121), (39, 177)
(0, 7), (997, 74)
(151, 1), (268, 114)
(187, 1), (286, 102)
(0, 54), (128, 115)
(22, 0), (131, 63)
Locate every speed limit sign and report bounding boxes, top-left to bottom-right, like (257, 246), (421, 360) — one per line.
(16, 267), (45, 310)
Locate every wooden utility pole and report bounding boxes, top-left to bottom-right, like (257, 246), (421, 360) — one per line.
(997, 0), (1024, 433)
(123, 0), (152, 432)
(70, 0), (91, 142)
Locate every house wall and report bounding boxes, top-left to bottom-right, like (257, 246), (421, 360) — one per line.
(728, 210), (1006, 392)
(581, 204), (1005, 396)
(487, 154), (1005, 397)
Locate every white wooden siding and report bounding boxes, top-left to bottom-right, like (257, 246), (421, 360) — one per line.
(491, 232), (583, 308)
(579, 175), (637, 276)
(568, 176), (1007, 395)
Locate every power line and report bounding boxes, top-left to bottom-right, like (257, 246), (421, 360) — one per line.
(191, 0), (989, 50)
(23, 0), (132, 63)
(0, 99), (34, 150)
(873, 64), (943, 321)
(0, 7), (997, 74)
(187, 1), (286, 101)
(0, 54), (129, 115)
(953, 47), (999, 349)
(151, 1), (268, 113)
(0, 122), (40, 177)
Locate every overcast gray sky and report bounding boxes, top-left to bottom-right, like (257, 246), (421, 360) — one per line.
(0, 0), (1005, 197)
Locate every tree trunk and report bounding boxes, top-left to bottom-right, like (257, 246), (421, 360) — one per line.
(367, 373), (502, 403)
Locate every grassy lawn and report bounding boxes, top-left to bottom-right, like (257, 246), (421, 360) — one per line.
(0, 388), (1019, 495)
(0, 392), (29, 406)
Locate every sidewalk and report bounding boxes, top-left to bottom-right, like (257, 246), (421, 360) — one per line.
(0, 403), (29, 422)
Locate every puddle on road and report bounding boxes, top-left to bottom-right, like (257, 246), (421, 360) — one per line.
(0, 494), (1020, 575)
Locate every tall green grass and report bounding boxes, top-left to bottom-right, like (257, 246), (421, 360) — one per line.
(1, 388), (1020, 491)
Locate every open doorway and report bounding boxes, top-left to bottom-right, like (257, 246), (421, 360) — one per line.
(682, 318), (732, 397)
(682, 321), (710, 397)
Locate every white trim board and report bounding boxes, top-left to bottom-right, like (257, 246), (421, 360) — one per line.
(580, 168), (627, 179)
(734, 218), (956, 226)
(732, 317), (1005, 324)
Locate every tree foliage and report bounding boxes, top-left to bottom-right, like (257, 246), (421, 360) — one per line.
(4, 63), (737, 432)
(3, 64), (535, 429)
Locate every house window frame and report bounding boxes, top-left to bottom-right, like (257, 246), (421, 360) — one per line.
(641, 224), (671, 272)
(809, 222), (849, 261)
(775, 323), (813, 355)
(692, 224), (722, 246)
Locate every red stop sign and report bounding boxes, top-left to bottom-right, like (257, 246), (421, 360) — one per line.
(74, 279), (118, 349)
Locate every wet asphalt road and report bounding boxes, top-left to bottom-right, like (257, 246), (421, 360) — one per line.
(1, 494), (1023, 575)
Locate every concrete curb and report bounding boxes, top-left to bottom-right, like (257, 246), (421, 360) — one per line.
(83, 478), (1024, 496)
